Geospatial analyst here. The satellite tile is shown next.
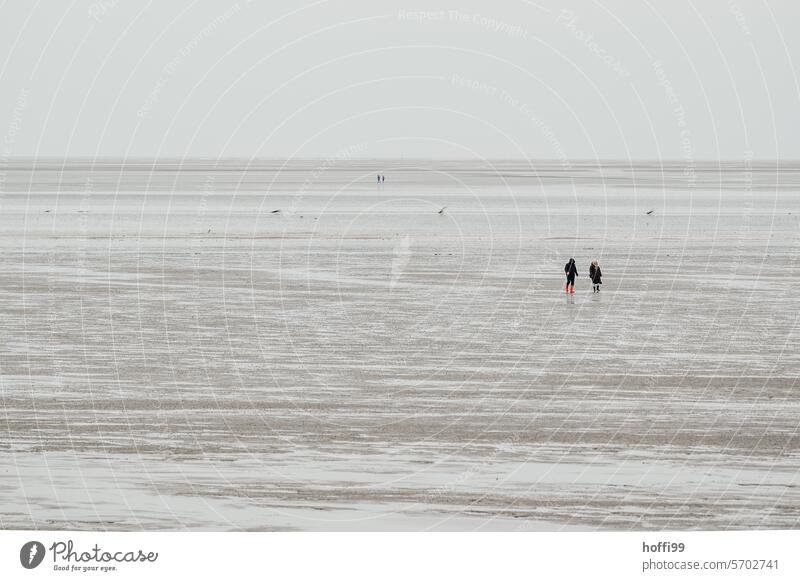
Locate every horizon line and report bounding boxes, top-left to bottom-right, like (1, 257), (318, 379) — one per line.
(1, 156), (797, 164)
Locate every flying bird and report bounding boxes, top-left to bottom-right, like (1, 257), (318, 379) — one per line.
(438, 207), (446, 214)
(645, 209), (654, 215)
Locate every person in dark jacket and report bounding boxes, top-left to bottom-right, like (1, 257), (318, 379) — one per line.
(589, 260), (602, 293)
(564, 258), (578, 293)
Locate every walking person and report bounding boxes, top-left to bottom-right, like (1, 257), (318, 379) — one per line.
(564, 258), (578, 294)
(589, 260), (602, 293)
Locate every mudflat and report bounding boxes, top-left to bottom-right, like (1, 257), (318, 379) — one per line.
(1, 160), (798, 530)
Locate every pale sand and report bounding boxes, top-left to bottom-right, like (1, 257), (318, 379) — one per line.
(1, 160), (798, 530)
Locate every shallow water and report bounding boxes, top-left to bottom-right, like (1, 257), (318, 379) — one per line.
(1, 160), (799, 530)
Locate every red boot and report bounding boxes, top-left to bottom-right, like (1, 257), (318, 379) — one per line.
(569, 286), (575, 294)
(565, 284), (569, 293)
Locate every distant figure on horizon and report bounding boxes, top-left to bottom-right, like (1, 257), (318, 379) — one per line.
(377, 174), (381, 184)
(564, 258), (578, 294)
(589, 260), (602, 293)
(381, 175), (385, 183)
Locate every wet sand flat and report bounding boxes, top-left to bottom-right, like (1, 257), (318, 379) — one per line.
(1, 160), (799, 530)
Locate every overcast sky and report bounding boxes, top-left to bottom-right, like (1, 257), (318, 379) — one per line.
(1, 0), (798, 159)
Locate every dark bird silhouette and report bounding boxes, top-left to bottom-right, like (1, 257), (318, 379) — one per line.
(438, 207), (446, 214)
(270, 209), (281, 214)
(646, 209), (654, 215)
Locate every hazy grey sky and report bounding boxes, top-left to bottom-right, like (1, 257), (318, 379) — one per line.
(1, 0), (798, 159)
